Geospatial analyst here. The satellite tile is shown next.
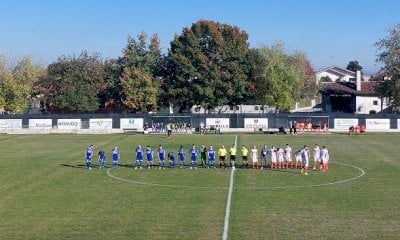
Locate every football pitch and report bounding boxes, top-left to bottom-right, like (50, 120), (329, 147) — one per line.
(0, 133), (399, 240)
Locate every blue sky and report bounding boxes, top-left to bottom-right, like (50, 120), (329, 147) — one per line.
(1, 0), (399, 73)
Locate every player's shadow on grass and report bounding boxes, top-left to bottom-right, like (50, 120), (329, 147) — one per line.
(116, 163), (134, 168)
(60, 163), (86, 169)
(269, 168), (299, 175)
(60, 163), (110, 169)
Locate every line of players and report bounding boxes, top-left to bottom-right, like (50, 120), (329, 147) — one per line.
(85, 144), (329, 175)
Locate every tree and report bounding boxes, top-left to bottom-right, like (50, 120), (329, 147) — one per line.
(37, 52), (105, 112)
(319, 76), (332, 82)
(375, 78), (395, 112)
(118, 33), (161, 112)
(0, 72), (32, 113)
(162, 20), (253, 112)
(346, 60), (363, 72)
(256, 44), (297, 111)
(375, 24), (400, 110)
(289, 51), (318, 100)
(103, 58), (124, 111)
(0, 56), (45, 114)
(253, 43), (312, 111)
(0, 95), (5, 111)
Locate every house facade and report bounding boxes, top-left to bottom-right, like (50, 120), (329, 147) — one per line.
(320, 72), (389, 114)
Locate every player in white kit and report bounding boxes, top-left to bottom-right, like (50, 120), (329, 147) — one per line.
(313, 144), (321, 170)
(284, 144), (292, 169)
(251, 145), (258, 169)
(294, 148), (302, 169)
(277, 147), (284, 169)
(300, 145), (310, 175)
(270, 146), (277, 169)
(321, 146), (329, 172)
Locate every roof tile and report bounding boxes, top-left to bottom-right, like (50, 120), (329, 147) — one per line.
(321, 81), (378, 96)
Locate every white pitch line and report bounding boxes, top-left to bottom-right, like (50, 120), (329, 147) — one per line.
(222, 135), (238, 240)
(222, 167), (235, 240)
(243, 161), (366, 190)
(106, 161), (365, 190)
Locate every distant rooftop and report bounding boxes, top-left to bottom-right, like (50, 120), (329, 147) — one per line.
(317, 66), (356, 77)
(320, 81), (378, 96)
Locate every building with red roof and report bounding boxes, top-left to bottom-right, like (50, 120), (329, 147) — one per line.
(320, 71), (389, 114)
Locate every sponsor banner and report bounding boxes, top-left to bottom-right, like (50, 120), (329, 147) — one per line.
(89, 118), (113, 129)
(0, 119), (22, 129)
(120, 118), (144, 129)
(57, 119), (81, 130)
(334, 118), (358, 130)
(366, 119), (390, 130)
(206, 118), (230, 129)
(244, 118), (268, 129)
(29, 119), (52, 129)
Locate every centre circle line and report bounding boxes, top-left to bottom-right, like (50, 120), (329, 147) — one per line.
(107, 162), (365, 190)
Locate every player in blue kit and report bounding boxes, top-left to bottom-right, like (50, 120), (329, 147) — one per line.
(158, 145), (166, 169)
(135, 144), (144, 169)
(168, 151), (176, 168)
(189, 144), (198, 169)
(178, 145), (185, 168)
(85, 145), (94, 170)
(98, 149), (106, 169)
(208, 145), (216, 168)
(111, 146), (120, 169)
(146, 145), (153, 169)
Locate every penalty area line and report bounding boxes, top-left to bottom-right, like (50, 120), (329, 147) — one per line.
(222, 135), (238, 240)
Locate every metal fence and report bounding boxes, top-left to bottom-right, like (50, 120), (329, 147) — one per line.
(1, 112), (399, 129)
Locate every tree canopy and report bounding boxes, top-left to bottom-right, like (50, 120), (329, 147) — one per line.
(0, 56), (45, 114)
(38, 52), (105, 113)
(118, 33), (161, 112)
(253, 43), (315, 111)
(8, 20), (320, 114)
(375, 24), (400, 111)
(162, 20), (253, 112)
(346, 60), (363, 72)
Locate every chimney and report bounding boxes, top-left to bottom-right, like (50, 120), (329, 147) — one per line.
(356, 70), (362, 91)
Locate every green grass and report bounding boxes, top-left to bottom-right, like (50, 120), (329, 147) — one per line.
(0, 133), (399, 239)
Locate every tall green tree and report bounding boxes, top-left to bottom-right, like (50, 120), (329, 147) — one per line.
(0, 72), (31, 113)
(103, 58), (124, 110)
(251, 44), (315, 111)
(289, 51), (318, 100)
(163, 20), (253, 112)
(254, 43), (306, 111)
(375, 24), (400, 110)
(0, 56), (45, 114)
(38, 51), (105, 112)
(346, 60), (363, 72)
(258, 44), (294, 111)
(118, 33), (161, 112)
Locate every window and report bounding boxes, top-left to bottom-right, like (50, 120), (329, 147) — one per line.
(235, 106), (240, 110)
(254, 106), (259, 110)
(230, 106), (234, 110)
(260, 106), (264, 110)
(373, 100), (378, 106)
(195, 107), (201, 112)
